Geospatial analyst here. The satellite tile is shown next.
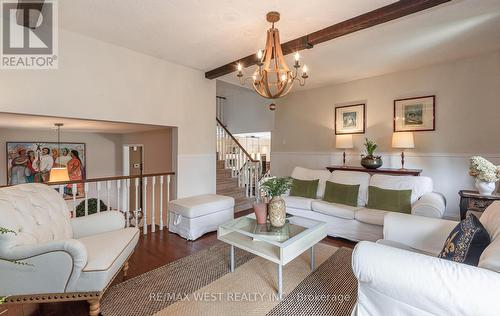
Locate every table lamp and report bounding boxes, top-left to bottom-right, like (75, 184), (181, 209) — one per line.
(392, 132), (414, 170)
(336, 135), (353, 167)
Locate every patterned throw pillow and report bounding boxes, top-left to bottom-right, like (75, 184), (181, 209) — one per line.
(438, 214), (490, 266)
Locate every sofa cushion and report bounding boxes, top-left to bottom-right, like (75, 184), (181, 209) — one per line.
(0, 183), (72, 252)
(479, 201), (500, 271)
(369, 174), (433, 204)
(323, 181), (360, 207)
(75, 227), (139, 292)
(311, 200), (361, 220)
(438, 214), (490, 266)
(169, 194), (234, 218)
(329, 170), (371, 206)
(283, 195), (314, 211)
(376, 239), (435, 256)
(366, 186), (412, 213)
(291, 167), (331, 198)
(355, 208), (387, 226)
(290, 178), (319, 199)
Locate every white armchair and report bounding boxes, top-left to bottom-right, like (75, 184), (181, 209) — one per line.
(352, 201), (500, 316)
(0, 183), (139, 316)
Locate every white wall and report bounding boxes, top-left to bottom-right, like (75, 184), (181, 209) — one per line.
(272, 51), (500, 219)
(0, 30), (216, 198)
(0, 128), (123, 185)
(216, 80), (274, 134)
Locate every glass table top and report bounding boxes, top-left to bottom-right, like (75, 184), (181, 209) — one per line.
(219, 215), (326, 247)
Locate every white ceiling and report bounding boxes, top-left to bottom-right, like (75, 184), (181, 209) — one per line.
(0, 113), (169, 133)
(58, 0), (500, 90)
(59, 0), (395, 71)
(220, 0), (500, 89)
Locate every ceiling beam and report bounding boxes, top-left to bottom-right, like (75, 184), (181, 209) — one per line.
(205, 0), (452, 80)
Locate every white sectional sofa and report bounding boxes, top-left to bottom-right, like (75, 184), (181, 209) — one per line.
(284, 167), (446, 242)
(352, 202), (500, 316)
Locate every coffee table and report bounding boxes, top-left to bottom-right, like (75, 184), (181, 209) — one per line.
(217, 214), (327, 298)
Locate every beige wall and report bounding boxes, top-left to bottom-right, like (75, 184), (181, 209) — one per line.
(0, 128), (123, 186)
(272, 51), (500, 218)
(0, 30), (215, 198)
(121, 128), (173, 174)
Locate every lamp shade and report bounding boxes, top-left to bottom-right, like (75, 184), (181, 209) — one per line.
(49, 167), (70, 182)
(392, 132), (415, 149)
(336, 135), (353, 149)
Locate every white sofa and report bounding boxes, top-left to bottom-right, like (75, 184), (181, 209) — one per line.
(0, 183), (139, 316)
(352, 201), (500, 316)
(284, 167), (446, 241)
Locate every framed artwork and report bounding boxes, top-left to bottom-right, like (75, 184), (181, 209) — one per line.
(394, 95), (435, 132)
(335, 103), (365, 135)
(6, 142), (86, 192)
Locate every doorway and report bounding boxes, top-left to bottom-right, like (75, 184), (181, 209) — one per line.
(123, 144), (144, 211)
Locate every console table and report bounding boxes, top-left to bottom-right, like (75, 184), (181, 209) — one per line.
(326, 165), (422, 176)
(459, 190), (500, 220)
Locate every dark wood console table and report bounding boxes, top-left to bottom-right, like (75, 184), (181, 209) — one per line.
(459, 190), (500, 220)
(326, 165), (422, 176)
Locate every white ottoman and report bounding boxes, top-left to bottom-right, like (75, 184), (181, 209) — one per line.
(168, 194), (234, 240)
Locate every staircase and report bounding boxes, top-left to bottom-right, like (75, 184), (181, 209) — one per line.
(216, 160), (254, 212)
(216, 116), (262, 213)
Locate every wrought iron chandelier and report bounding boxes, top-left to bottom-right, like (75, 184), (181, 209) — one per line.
(236, 11), (309, 100)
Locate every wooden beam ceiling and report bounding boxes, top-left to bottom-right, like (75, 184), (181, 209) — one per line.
(205, 0), (452, 79)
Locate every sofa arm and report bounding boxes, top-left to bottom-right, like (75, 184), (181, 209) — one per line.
(71, 211), (125, 239)
(353, 241), (500, 316)
(411, 192), (446, 218)
(0, 239), (87, 296)
(383, 212), (457, 255)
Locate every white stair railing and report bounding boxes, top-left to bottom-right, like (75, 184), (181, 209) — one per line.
(216, 118), (262, 198)
(41, 172), (175, 234)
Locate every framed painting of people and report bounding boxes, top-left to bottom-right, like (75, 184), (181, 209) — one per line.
(6, 142), (86, 196)
(335, 103), (365, 135)
(394, 95), (435, 132)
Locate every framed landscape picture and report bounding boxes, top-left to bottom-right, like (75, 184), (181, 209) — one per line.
(394, 95), (435, 132)
(6, 142), (86, 188)
(335, 103), (365, 135)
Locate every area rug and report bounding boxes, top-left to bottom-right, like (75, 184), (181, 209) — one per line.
(101, 242), (357, 316)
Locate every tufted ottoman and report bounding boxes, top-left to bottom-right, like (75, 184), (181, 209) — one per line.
(168, 194), (234, 240)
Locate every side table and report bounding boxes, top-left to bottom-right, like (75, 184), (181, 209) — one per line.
(459, 190), (500, 220)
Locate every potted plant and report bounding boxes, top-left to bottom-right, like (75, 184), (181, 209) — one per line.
(260, 177), (291, 227)
(469, 156), (500, 195)
(361, 138), (383, 169)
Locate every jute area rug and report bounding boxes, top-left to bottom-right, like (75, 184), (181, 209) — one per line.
(101, 242), (357, 316)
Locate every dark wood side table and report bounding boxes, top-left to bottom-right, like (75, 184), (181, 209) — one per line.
(459, 190), (500, 220)
(326, 165), (422, 176)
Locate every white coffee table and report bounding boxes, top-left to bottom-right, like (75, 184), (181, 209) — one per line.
(217, 214), (327, 298)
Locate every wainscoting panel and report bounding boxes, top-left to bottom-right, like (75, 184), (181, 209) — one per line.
(271, 152), (500, 219)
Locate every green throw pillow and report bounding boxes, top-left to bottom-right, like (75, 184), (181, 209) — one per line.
(290, 178), (319, 199)
(323, 181), (359, 207)
(367, 186), (412, 213)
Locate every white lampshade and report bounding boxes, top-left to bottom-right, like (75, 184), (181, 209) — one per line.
(392, 132), (415, 149)
(49, 167), (69, 182)
(336, 134), (353, 149)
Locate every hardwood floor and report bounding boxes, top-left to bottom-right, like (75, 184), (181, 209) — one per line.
(1, 210), (355, 316)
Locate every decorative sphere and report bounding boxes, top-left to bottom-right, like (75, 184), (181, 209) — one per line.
(269, 103), (277, 111)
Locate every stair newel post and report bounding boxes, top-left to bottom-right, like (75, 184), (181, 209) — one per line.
(159, 175), (164, 230)
(134, 178), (139, 228)
(143, 177), (148, 235)
(125, 179), (130, 227)
(151, 176), (156, 233)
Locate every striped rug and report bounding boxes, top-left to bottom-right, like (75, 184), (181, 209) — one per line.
(101, 242), (357, 316)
